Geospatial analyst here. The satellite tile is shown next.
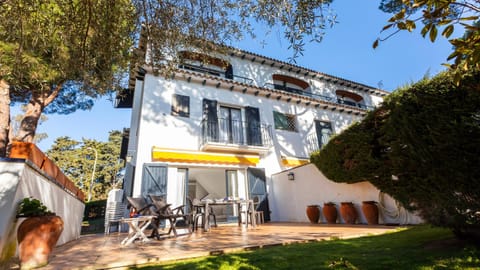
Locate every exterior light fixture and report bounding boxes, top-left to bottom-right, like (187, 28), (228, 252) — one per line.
(287, 172), (295, 181)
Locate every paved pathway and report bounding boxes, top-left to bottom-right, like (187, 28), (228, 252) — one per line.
(35, 222), (401, 269)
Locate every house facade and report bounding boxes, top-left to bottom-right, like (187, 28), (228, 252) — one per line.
(118, 47), (387, 222)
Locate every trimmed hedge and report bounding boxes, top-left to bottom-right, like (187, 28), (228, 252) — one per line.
(83, 199), (107, 221)
(311, 71), (480, 238)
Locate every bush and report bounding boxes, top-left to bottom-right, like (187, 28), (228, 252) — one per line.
(83, 199), (107, 221)
(311, 70), (480, 240)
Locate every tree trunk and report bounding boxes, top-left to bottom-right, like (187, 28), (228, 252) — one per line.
(0, 79), (11, 157)
(15, 83), (62, 143)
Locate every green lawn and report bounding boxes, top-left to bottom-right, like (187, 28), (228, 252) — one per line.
(131, 226), (480, 270)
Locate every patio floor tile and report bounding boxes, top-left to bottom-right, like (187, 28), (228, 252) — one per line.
(33, 222), (402, 269)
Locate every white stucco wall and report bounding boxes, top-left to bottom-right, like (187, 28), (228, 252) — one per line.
(129, 73), (368, 191)
(268, 163), (423, 225)
(125, 51), (387, 203)
(0, 159), (84, 263)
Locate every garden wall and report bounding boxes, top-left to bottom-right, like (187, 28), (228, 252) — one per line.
(0, 158), (85, 264)
(268, 163), (423, 225)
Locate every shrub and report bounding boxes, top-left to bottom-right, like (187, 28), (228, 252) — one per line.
(311, 70), (480, 240)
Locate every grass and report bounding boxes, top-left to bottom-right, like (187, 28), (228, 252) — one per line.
(130, 226), (480, 270)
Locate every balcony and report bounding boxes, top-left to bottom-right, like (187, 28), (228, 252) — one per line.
(178, 63), (254, 85)
(306, 133), (320, 155)
(200, 118), (273, 153)
(263, 83), (375, 111)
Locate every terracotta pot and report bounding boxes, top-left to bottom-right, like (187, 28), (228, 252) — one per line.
(17, 215), (64, 269)
(340, 202), (357, 224)
(322, 203), (337, 224)
(306, 205), (320, 224)
(362, 201), (379, 225)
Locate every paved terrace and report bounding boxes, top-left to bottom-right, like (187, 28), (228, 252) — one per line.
(38, 223), (401, 269)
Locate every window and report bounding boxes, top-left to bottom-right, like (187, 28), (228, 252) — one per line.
(171, 94), (190, 117)
(273, 111), (297, 132)
(219, 106), (244, 144)
(315, 120), (333, 149)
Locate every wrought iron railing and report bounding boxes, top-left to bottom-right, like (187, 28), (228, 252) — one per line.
(178, 63), (254, 84)
(306, 133), (320, 154)
(178, 63), (375, 111)
(201, 118), (273, 148)
(263, 83), (375, 111)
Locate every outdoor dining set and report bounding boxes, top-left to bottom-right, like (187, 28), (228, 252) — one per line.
(111, 195), (263, 245)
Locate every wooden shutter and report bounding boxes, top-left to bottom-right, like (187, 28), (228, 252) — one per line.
(245, 106), (262, 146)
(247, 167), (270, 221)
(141, 163), (168, 198)
(202, 99), (218, 141)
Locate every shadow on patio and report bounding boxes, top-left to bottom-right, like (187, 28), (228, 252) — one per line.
(39, 222), (401, 269)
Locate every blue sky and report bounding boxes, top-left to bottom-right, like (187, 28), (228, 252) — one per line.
(26, 1), (458, 151)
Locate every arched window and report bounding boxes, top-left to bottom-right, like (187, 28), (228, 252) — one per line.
(335, 90), (364, 108)
(272, 74), (310, 95)
(178, 51), (232, 79)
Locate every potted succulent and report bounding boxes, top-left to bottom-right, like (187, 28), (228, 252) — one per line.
(16, 197), (64, 269)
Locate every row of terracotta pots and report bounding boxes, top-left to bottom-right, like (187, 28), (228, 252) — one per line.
(306, 201), (379, 225)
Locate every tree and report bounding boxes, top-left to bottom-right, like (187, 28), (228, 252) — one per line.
(131, 0), (337, 71)
(0, 0), (136, 156)
(46, 131), (124, 201)
(311, 70), (480, 240)
(1, 1), (338, 157)
(11, 105), (48, 144)
(374, 0), (480, 78)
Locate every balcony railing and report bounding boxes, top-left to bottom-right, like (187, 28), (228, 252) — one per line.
(178, 63), (254, 85)
(178, 63), (375, 111)
(306, 133), (320, 154)
(201, 118), (273, 149)
(263, 83), (375, 111)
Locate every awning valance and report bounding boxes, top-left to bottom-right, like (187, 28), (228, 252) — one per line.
(152, 147), (259, 166)
(281, 156), (309, 167)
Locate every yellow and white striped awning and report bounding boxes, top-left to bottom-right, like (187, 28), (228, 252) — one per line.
(281, 156), (310, 167)
(152, 147), (260, 166)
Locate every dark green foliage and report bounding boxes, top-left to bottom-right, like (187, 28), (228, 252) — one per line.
(16, 197), (53, 217)
(311, 71), (480, 238)
(83, 199), (107, 221)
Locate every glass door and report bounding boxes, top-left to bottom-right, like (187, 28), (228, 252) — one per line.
(219, 106), (243, 144)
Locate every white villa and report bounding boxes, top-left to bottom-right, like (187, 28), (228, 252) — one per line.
(115, 44), (416, 225)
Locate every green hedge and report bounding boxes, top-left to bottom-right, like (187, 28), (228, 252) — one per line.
(311, 70), (480, 239)
(83, 199), (107, 221)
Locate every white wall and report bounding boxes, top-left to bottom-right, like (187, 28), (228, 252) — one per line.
(127, 51), (386, 197)
(268, 163), (423, 225)
(0, 160), (84, 263)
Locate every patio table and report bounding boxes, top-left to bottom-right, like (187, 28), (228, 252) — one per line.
(202, 199), (255, 231)
(120, 215), (156, 245)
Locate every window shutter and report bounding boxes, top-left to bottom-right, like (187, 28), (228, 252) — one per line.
(245, 106), (262, 146)
(202, 99), (218, 141)
(225, 64), (233, 79)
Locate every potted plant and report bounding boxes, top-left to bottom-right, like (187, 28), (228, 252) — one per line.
(16, 197), (64, 269)
(322, 202), (337, 224)
(305, 204), (320, 224)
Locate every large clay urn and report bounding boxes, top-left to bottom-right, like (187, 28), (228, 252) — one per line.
(322, 202), (337, 224)
(340, 202), (357, 224)
(306, 205), (320, 224)
(362, 201), (379, 225)
(17, 215), (64, 269)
